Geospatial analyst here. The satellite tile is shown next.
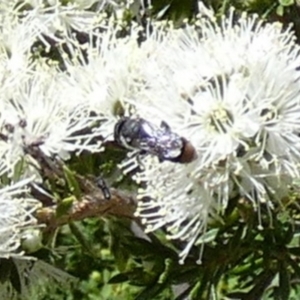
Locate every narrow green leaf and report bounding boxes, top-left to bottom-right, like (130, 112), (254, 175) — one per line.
(288, 247), (300, 256)
(0, 258), (12, 283)
(56, 196), (75, 218)
(123, 237), (175, 258)
(229, 224), (246, 250)
(9, 260), (21, 293)
(195, 228), (219, 245)
(108, 273), (129, 284)
(12, 158), (25, 182)
(135, 282), (169, 300)
(117, 268), (154, 286)
(110, 234), (129, 272)
(157, 259), (173, 284)
(279, 262), (290, 300)
(69, 222), (94, 256)
(63, 165), (81, 198)
(172, 267), (200, 284)
(190, 281), (203, 300)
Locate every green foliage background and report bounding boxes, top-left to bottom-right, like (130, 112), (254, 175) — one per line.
(9, 1), (300, 300)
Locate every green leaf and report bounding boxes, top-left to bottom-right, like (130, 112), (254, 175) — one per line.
(279, 0), (294, 6)
(172, 267), (200, 284)
(0, 258), (12, 283)
(276, 5), (284, 16)
(9, 260), (21, 293)
(151, 0), (197, 24)
(56, 196), (74, 218)
(135, 282), (170, 300)
(228, 224), (246, 250)
(157, 259), (173, 284)
(288, 247), (300, 256)
(190, 281), (202, 300)
(195, 228), (219, 245)
(279, 262), (290, 300)
(69, 222), (94, 256)
(63, 165), (81, 198)
(288, 257), (300, 277)
(108, 273), (129, 284)
(123, 237), (175, 259)
(110, 234), (129, 272)
(12, 158), (25, 181)
(114, 268), (154, 286)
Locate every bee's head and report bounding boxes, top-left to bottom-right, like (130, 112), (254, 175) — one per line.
(168, 138), (197, 163)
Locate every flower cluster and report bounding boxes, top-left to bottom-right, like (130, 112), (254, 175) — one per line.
(117, 11), (300, 262)
(1, 0), (300, 266)
(0, 179), (40, 258)
(0, 0), (134, 260)
(0, 0), (153, 261)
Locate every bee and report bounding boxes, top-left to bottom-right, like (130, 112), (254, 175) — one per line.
(114, 117), (197, 163)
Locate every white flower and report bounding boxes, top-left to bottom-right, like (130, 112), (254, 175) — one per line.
(59, 22), (146, 140)
(0, 179), (40, 259)
(20, 0), (108, 39)
(134, 157), (220, 263)
(0, 68), (101, 176)
(246, 53), (300, 178)
(140, 9), (296, 99)
(0, 9), (48, 97)
(119, 11), (300, 262)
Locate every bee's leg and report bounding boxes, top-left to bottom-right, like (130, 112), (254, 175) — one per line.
(96, 177), (111, 200)
(127, 149), (140, 158)
(160, 120), (171, 131)
(158, 156), (164, 163)
(134, 151), (147, 170)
